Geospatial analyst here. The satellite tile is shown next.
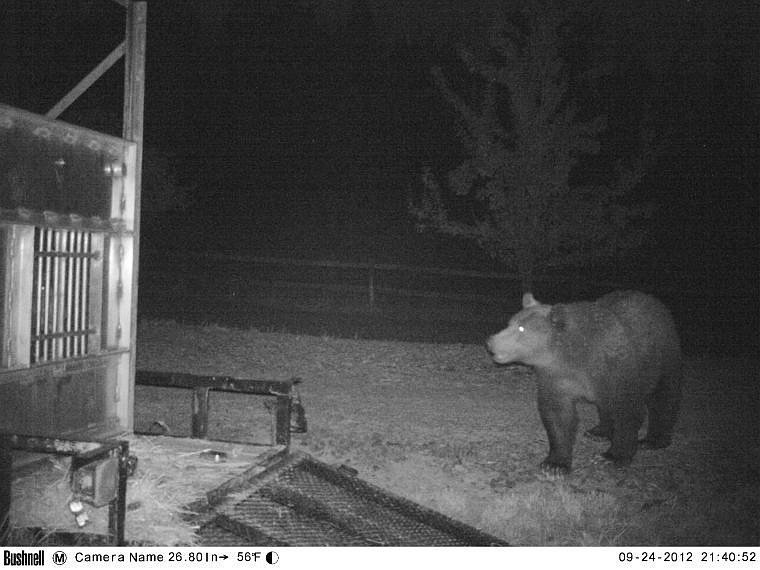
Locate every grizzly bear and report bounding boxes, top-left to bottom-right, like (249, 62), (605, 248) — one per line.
(486, 291), (681, 475)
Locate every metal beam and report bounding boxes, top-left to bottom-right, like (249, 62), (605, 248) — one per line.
(122, 3), (147, 146)
(46, 41), (126, 120)
(122, 1), (147, 434)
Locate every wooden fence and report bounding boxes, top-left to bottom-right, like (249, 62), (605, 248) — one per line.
(137, 249), (757, 354)
(139, 249), (634, 313)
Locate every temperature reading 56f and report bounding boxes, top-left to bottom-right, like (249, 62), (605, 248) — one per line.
(238, 552), (262, 562)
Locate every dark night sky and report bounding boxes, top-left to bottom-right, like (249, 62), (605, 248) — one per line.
(1, 0), (758, 290)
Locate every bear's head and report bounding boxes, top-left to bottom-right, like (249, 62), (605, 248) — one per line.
(486, 293), (568, 367)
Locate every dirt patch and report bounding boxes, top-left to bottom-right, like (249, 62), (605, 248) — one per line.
(136, 320), (759, 546)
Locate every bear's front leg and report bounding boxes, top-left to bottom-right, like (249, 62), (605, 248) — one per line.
(537, 384), (578, 476)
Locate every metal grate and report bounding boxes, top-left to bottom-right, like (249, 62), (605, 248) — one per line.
(31, 227), (96, 364)
(197, 453), (507, 547)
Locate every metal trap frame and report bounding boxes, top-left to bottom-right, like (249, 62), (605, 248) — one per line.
(1, 371), (301, 546)
(134, 370), (304, 445)
(194, 451), (507, 547)
(0, 434), (131, 546)
(3, 371), (505, 546)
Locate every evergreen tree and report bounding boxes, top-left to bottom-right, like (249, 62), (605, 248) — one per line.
(411, 3), (658, 291)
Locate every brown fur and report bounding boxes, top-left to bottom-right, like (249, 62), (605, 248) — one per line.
(487, 291), (681, 475)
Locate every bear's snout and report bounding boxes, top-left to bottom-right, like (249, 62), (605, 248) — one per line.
(486, 335), (509, 363)
(485, 336), (496, 356)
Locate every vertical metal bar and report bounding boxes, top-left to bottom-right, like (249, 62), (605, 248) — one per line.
(52, 230), (62, 359)
(73, 233), (80, 356)
(60, 230), (66, 358)
(65, 230), (74, 358)
(42, 229), (52, 361)
(82, 232), (91, 355)
(86, 231), (102, 356)
(34, 228), (43, 363)
(59, 230), (67, 359)
(3, 225), (33, 368)
(80, 232), (88, 355)
(70, 231), (77, 357)
(73, 231), (82, 357)
(124, 1), (147, 435)
(107, 440), (129, 546)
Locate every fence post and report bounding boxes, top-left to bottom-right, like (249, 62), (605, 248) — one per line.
(368, 263), (375, 312)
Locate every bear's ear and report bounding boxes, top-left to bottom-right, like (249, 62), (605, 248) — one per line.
(522, 292), (539, 308)
(549, 304), (568, 330)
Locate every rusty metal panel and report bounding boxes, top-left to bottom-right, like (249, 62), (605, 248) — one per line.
(0, 104), (133, 219)
(0, 356), (124, 437)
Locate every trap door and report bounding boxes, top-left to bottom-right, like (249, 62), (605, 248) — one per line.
(0, 103), (138, 438)
(196, 452), (508, 547)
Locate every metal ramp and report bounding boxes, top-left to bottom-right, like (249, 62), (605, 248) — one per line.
(194, 452), (507, 547)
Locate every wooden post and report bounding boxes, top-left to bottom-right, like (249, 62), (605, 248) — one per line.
(122, 1), (147, 433)
(191, 387), (211, 439)
(368, 263), (376, 312)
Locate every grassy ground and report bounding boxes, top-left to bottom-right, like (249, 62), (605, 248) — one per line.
(135, 320), (759, 546)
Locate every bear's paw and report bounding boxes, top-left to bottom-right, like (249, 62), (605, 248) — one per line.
(540, 459), (571, 478)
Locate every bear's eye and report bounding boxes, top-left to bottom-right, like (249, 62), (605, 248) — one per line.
(517, 325), (525, 333)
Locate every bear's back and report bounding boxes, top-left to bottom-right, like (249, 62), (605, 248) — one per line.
(598, 291), (681, 361)
(548, 291), (681, 395)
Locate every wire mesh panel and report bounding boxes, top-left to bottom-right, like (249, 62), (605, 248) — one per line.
(31, 227), (97, 364)
(197, 453), (507, 547)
